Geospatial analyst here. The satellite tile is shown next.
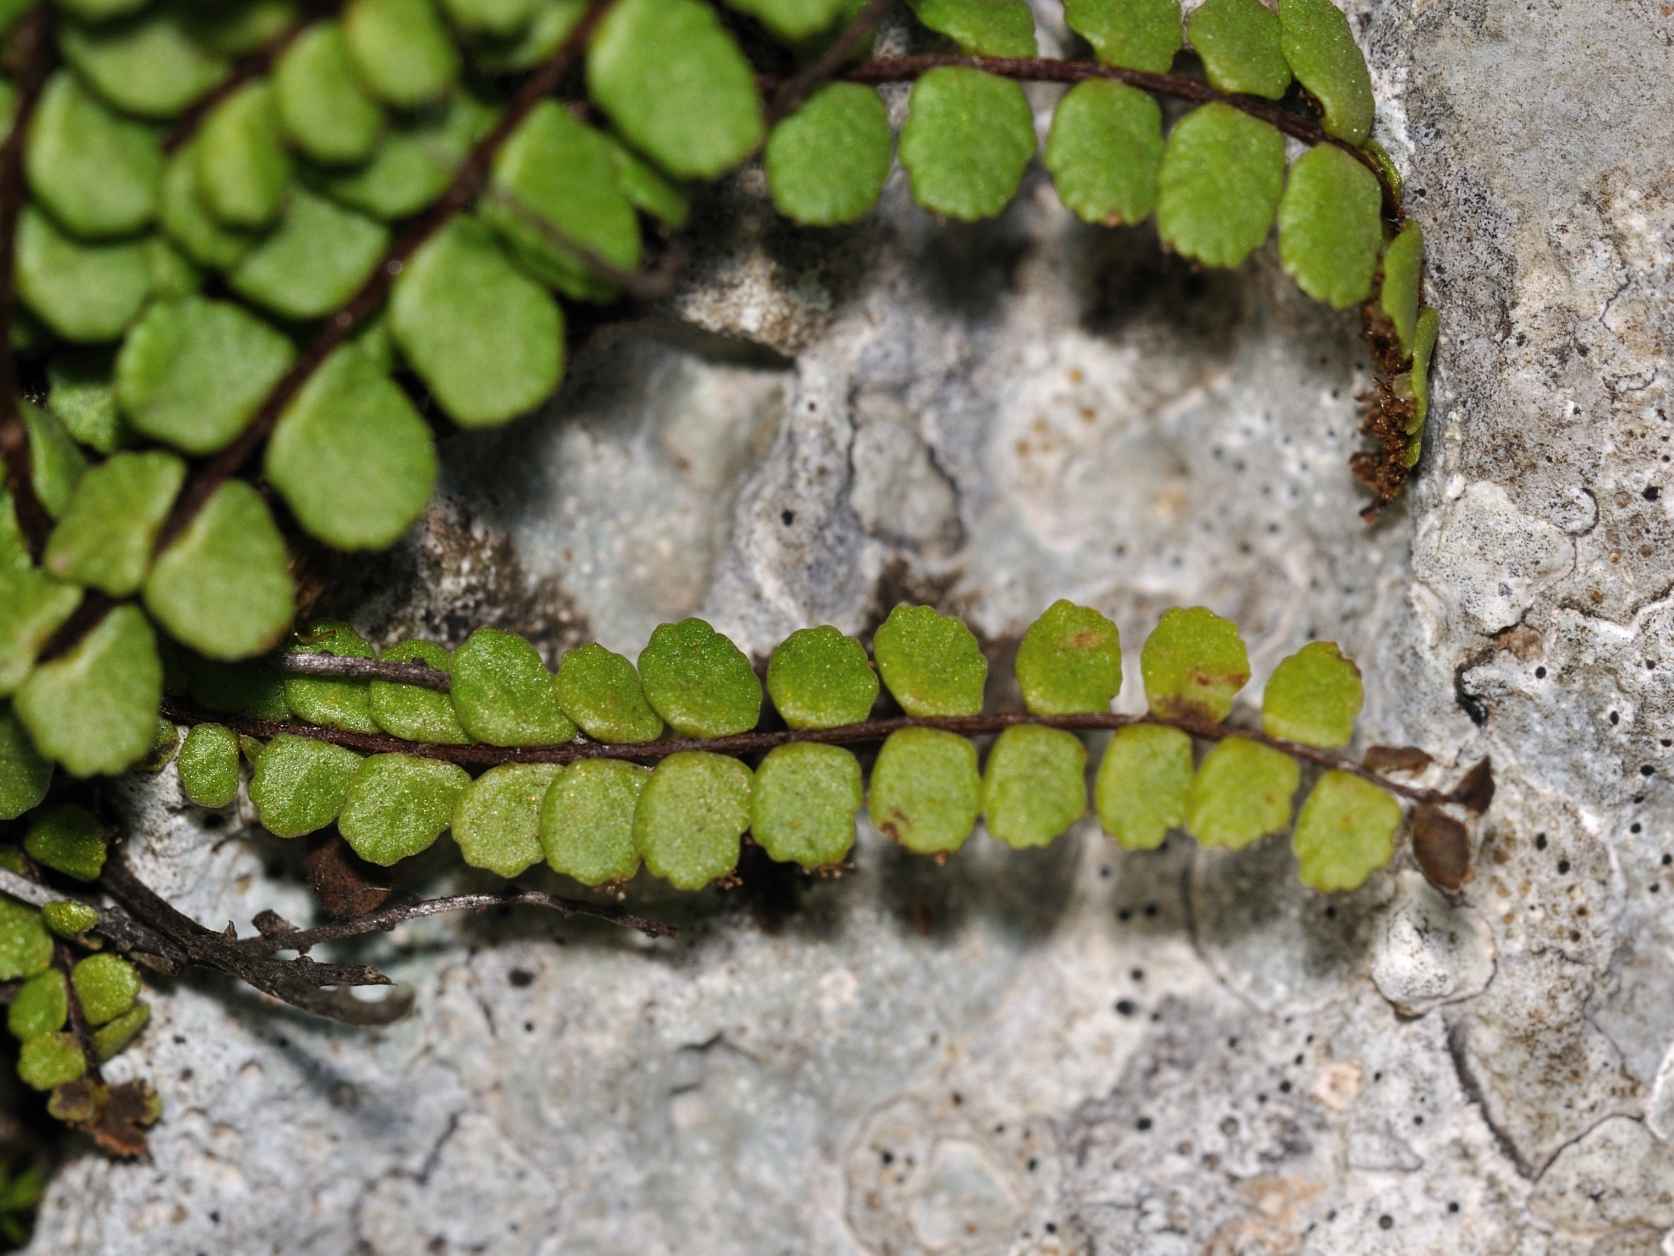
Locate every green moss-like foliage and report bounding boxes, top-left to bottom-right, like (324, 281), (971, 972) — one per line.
(906, 0), (1036, 56)
(178, 722), (241, 807)
(554, 643), (663, 743)
(1044, 82), (1163, 228)
(7, 970), (68, 1041)
(1188, 0), (1290, 99)
(14, 605), (161, 778)
(23, 804), (107, 882)
(766, 84), (892, 228)
(982, 725), (1086, 849)
(752, 742), (862, 869)
(637, 619), (762, 738)
(634, 751), (750, 890)
(540, 759), (647, 887)
(1094, 723), (1193, 850)
(1065, 0), (1180, 72)
(450, 627), (576, 746)
(899, 68), (1035, 222)
(451, 763), (560, 877)
(1184, 736), (1301, 849)
(71, 953), (141, 1026)
(164, 606), (1429, 894)
(282, 622), (380, 734)
(370, 641), (470, 744)
(1292, 771), (1400, 891)
(1140, 606), (1250, 722)
(17, 1032), (86, 1091)
(0, 706), (52, 822)
(765, 626), (878, 730)
(1014, 600), (1122, 716)
(250, 734), (363, 838)
(873, 604), (987, 718)
(0, 0), (1421, 807)
(0, 901), (52, 982)
(1261, 640), (1363, 749)
(338, 753), (471, 865)
(92, 1002), (150, 1061)
(41, 900), (99, 939)
(868, 727), (981, 856)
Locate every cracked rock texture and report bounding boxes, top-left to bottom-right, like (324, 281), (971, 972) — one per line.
(30, 2), (1674, 1252)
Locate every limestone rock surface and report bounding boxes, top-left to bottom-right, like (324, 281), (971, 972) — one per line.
(29, 2), (1674, 1252)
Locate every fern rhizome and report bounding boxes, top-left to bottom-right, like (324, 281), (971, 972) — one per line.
(0, 0), (1465, 1177)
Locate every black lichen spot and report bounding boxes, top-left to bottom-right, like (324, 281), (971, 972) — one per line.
(1455, 670), (1489, 726)
(1379, 1215), (1394, 1231)
(508, 967), (535, 988)
(780, 509), (796, 526)
(1115, 999), (1137, 1017)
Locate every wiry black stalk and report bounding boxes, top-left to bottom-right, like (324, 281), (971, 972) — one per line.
(161, 14), (315, 153)
(160, 695), (1480, 808)
(0, 854), (673, 1029)
(768, 0), (893, 123)
(241, 887), (676, 953)
(276, 652), (451, 690)
(54, 941), (105, 1085)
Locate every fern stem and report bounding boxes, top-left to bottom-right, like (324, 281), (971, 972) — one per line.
(29, 1), (624, 668)
(151, 0), (620, 557)
(161, 696), (1464, 807)
(276, 652), (452, 689)
(838, 53), (1403, 222)
(53, 940), (106, 1086)
(161, 15), (314, 153)
(768, 0), (894, 123)
(0, 6), (56, 561)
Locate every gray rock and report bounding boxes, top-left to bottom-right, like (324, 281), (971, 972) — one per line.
(28, 0), (1674, 1252)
